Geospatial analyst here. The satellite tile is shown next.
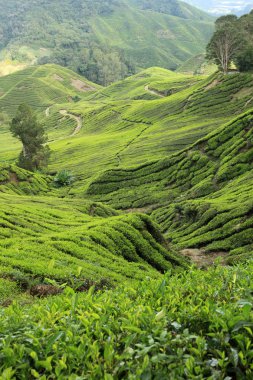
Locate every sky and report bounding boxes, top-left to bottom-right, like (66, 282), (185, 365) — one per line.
(184, 0), (253, 15)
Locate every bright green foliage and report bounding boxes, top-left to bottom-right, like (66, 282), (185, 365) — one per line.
(39, 69), (253, 195)
(10, 104), (50, 171)
(0, 192), (186, 305)
(0, 54), (253, 379)
(153, 173), (253, 262)
(87, 109), (253, 206)
(86, 107), (253, 261)
(1, 261), (253, 378)
(1, 65), (253, 262)
(0, 163), (51, 195)
(54, 170), (74, 187)
(0, 279), (20, 305)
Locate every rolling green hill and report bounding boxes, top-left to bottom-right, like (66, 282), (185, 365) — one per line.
(87, 108), (253, 261)
(0, 0), (214, 84)
(1, 65), (253, 190)
(0, 64), (253, 266)
(42, 69), (253, 193)
(0, 64), (100, 117)
(1, 62), (253, 378)
(0, 176), (186, 305)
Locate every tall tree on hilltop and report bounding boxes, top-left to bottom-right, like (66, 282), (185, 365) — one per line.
(206, 15), (241, 74)
(10, 104), (50, 171)
(234, 11), (253, 72)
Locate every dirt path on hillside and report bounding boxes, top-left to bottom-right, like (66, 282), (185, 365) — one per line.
(244, 96), (253, 108)
(144, 85), (165, 98)
(181, 248), (227, 267)
(110, 108), (153, 166)
(59, 110), (82, 136)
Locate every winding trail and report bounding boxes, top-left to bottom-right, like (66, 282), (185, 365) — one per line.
(59, 110), (82, 136)
(45, 105), (82, 137)
(144, 85), (165, 98)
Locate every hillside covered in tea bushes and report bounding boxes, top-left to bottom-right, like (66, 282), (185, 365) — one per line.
(1, 63), (253, 378)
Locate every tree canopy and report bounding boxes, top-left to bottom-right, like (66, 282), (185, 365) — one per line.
(10, 104), (50, 171)
(206, 11), (253, 73)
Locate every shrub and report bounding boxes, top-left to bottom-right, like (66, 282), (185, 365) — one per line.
(54, 170), (74, 187)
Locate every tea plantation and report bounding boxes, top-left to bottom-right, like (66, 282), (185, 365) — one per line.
(1, 262), (253, 379)
(0, 64), (253, 378)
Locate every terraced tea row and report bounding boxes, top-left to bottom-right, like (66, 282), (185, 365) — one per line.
(40, 70), (253, 194)
(0, 164), (51, 195)
(1, 67), (253, 193)
(0, 192), (186, 304)
(154, 173), (253, 263)
(87, 108), (253, 261)
(0, 64), (100, 117)
(1, 65), (253, 265)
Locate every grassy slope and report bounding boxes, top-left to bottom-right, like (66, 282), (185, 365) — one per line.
(1, 66), (253, 191)
(0, 64), (101, 159)
(1, 66), (253, 378)
(0, 64), (100, 116)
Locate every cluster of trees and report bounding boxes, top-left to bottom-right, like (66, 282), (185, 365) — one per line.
(0, 0), (129, 85)
(207, 11), (253, 74)
(40, 44), (135, 86)
(0, 0), (134, 86)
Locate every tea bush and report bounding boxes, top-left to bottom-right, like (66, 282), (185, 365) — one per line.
(1, 261), (253, 379)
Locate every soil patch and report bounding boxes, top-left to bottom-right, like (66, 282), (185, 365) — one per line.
(30, 285), (62, 298)
(205, 79), (219, 91)
(144, 85), (165, 98)
(53, 74), (64, 82)
(181, 248), (227, 267)
(9, 172), (19, 185)
(71, 78), (96, 92)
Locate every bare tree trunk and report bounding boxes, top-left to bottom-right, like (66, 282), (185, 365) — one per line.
(22, 145), (28, 158)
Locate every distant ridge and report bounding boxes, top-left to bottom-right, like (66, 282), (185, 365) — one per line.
(0, 0), (214, 83)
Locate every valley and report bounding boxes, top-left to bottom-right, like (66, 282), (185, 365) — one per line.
(0, 3), (253, 379)
(0, 63), (253, 292)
